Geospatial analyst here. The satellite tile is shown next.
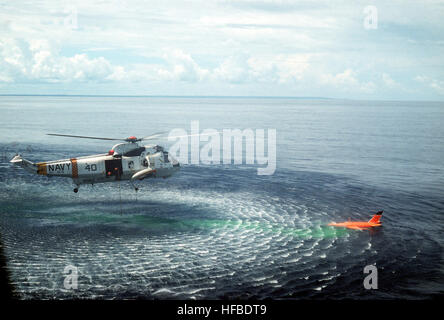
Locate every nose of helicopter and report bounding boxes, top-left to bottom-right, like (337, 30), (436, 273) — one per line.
(172, 159), (180, 170)
(167, 153), (180, 171)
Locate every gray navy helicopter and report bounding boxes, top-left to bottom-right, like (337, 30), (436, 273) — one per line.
(10, 133), (181, 193)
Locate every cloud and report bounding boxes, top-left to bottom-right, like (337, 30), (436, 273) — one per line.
(382, 73), (397, 88)
(320, 69), (376, 93)
(0, 38), (118, 83)
(161, 49), (209, 82)
(415, 75), (444, 95)
(213, 55), (250, 83)
(0, 1), (443, 99)
(0, 39), (28, 82)
(0, 40), (312, 86)
(199, 10), (334, 29)
(248, 54), (310, 83)
(106, 49), (210, 83)
(1, 35), (440, 100)
(211, 53), (311, 84)
(321, 69), (358, 86)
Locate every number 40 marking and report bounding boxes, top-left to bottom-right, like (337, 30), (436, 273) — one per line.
(84, 163), (97, 171)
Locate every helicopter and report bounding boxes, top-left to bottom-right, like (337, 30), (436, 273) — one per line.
(10, 133), (181, 193)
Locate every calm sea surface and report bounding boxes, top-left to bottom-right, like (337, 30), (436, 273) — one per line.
(0, 96), (442, 299)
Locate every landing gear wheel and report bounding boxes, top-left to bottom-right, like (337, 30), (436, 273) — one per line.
(73, 188), (79, 193)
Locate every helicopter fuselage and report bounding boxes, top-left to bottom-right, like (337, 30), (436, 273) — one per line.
(10, 142), (180, 192)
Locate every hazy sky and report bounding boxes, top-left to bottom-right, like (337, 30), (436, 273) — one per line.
(1, 0), (443, 100)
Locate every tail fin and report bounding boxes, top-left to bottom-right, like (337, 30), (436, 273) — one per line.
(10, 154), (23, 164)
(10, 154), (36, 173)
(368, 210), (383, 224)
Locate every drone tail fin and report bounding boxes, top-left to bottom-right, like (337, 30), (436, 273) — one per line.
(368, 211), (383, 224)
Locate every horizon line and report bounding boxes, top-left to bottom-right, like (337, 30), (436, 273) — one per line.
(0, 94), (443, 103)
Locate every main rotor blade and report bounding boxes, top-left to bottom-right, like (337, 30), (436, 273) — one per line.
(142, 131), (222, 141)
(140, 132), (168, 141)
(47, 133), (123, 141)
(166, 132), (222, 139)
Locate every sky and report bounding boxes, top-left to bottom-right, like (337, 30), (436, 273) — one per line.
(0, 0), (443, 100)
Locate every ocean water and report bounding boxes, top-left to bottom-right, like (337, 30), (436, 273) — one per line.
(0, 96), (442, 299)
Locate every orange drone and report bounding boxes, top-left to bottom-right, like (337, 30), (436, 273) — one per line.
(328, 211), (383, 230)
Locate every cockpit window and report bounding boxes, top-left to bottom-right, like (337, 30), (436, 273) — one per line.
(123, 147), (146, 157)
(154, 145), (164, 152)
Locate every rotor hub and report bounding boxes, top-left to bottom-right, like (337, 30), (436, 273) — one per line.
(126, 136), (138, 142)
